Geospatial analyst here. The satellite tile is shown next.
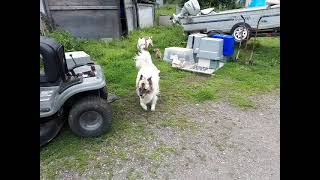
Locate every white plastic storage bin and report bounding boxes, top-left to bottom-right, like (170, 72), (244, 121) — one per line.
(163, 47), (194, 63)
(197, 37), (224, 60)
(186, 33), (207, 54)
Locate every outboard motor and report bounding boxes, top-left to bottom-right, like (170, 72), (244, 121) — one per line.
(184, 0), (201, 16)
(172, 0), (201, 23)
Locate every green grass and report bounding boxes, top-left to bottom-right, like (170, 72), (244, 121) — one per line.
(191, 87), (216, 102)
(48, 25), (187, 98)
(41, 118), (155, 179)
(41, 11), (279, 178)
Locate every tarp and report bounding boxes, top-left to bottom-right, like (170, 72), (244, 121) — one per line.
(249, 0), (266, 7)
(249, 0), (280, 7)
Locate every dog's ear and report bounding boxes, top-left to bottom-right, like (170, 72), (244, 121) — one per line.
(147, 77), (153, 90)
(147, 77), (152, 85)
(150, 36), (152, 39)
(140, 74), (143, 80)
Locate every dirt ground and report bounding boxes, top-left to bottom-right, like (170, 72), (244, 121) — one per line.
(55, 90), (279, 180)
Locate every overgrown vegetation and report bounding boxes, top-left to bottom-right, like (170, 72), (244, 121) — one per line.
(47, 24), (279, 107)
(40, 54), (44, 73)
(163, 0), (243, 10)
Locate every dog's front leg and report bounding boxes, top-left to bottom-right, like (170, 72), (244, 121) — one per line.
(151, 96), (158, 111)
(140, 98), (148, 111)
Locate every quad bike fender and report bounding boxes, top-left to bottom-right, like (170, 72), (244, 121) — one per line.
(40, 65), (107, 118)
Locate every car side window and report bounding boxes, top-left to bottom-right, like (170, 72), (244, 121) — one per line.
(40, 54), (45, 75)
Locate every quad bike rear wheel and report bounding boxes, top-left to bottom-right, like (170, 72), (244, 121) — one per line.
(68, 96), (112, 137)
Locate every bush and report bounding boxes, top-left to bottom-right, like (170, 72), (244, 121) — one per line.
(164, 0), (181, 4)
(46, 29), (107, 59)
(179, 0), (240, 10)
(47, 29), (83, 51)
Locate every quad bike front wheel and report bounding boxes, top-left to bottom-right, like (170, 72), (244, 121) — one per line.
(68, 96), (112, 137)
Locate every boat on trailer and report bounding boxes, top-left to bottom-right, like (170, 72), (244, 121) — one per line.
(173, 0), (280, 42)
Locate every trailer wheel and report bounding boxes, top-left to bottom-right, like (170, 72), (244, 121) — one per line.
(231, 23), (251, 43)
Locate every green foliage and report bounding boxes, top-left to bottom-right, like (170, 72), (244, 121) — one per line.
(179, 0), (241, 10)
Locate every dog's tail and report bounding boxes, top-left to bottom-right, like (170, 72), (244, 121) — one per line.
(134, 50), (152, 70)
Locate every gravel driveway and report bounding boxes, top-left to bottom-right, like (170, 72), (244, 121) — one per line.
(55, 91), (280, 180)
(152, 91), (280, 180)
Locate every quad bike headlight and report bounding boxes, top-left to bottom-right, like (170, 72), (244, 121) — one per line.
(40, 90), (54, 101)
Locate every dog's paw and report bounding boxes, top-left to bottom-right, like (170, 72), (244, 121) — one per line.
(151, 105), (156, 111)
(140, 103), (148, 111)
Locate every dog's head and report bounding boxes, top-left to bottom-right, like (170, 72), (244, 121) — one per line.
(144, 36), (153, 48)
(138, 36), (153, 50)
(137, 75), (153, 98)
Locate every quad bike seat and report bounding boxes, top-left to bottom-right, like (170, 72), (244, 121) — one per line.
(40, 36), (69, 86)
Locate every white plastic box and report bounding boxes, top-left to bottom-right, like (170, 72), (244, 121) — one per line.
(65, 51), (92, 69)
(197, 37), (224, 60)
(163, 47), (194, 63)
(186, 33), (207, 54)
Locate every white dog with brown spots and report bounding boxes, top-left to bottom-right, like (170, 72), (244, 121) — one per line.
(134, 49), (160, 111)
